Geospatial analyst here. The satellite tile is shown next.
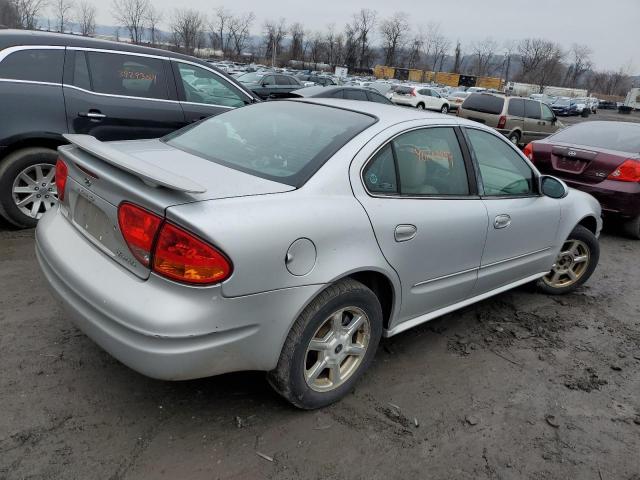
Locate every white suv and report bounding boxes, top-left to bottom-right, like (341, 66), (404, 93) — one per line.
(391, 86), (450, 113)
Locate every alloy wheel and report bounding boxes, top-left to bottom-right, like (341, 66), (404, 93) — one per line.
(543, 239), (590, 288)
(11, 163), (58, 220)
(304, 307), (371, 392)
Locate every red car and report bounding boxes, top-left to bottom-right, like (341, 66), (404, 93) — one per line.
(524, 121), (640, 238)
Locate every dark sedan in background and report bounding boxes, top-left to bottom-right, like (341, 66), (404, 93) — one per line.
(525, 121), (640, 238)
(237, 72), (302, 99)
(288, 85), (393, 104)
(551, 98), (579, 116)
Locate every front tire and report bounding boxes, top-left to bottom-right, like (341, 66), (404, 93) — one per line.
(268, 278), (382, 409)
(0, 147), (59, 228)
(441, 104), (449, 114)
(416, 103), (425, 110)
(537, 225), (599, 295)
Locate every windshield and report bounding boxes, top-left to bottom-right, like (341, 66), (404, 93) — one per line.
(237, 72), (264, 83)
(549, 122), (640, 153)
(164, 101), (377, 186)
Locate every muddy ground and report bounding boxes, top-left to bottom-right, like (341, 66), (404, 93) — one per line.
(1, 218), (639, 480)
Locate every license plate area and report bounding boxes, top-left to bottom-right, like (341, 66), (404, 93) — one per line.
(552, 157), (588, 174)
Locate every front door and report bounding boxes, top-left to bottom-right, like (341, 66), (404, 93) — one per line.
(63, 50), (184, 141)
(353, 125), (488, 323)
(463, 127), (561, 294)
(172, 61), (251, 124)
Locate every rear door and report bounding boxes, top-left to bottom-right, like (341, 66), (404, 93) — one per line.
(464, 127), (560, 294)
(505, 98), (525, 136)
(523, 100), (544, 143)
(171, 61), (251, 124)
(63, 49), (185, 140)
(539, 103), (558, 136)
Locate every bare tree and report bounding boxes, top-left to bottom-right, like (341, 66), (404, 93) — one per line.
(452, 40), (462, 73)
(379, 11), (409, 67)
(263, 18), (286, 66)
(170, 8), (204, 54)
(471, 37), (497, 77)
(566, 43), (592, 87)
(517, 38), (565, 91)
(288, 21), (304, 61)
(211, 6), (232, 53)
(1, 0), (20, 27)
(14, 0), (47, 29)
(342, 22), (358, 68)
(430, 32), (450, 72)
(145, 4), (162, 45)
(352, 8), (376, 69)
(111, 0), (149, 44)
(51, 0), (73, 32)
(228, 12), (254, 58)
(501, 40), (516, 82)
(76, 0), (95, 36)
(405, 28), (424, 69)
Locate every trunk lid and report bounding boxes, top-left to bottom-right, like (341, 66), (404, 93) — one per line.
(57, 137), (294, 279)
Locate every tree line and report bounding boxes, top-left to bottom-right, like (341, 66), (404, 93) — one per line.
(0, 0), (633, 96)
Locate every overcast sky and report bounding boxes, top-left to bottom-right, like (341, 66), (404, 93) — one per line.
(85, 0), (638, 74)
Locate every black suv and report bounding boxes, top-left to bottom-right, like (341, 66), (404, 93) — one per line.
(236, 72), (302, 99)
(0, 30), (258, 227)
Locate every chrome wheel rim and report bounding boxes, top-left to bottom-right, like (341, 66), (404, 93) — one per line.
(304, 307), (371, 392)
(441, 105), (448, 113)
(417, 104), (424, 109)
(12, 163), (58, 219)
(543, 239), (590, 288)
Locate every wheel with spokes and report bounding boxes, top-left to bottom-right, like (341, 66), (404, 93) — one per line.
(0, 147), (58, 228)
(269, 278), (382, 409)
(537, 225), (599, 295)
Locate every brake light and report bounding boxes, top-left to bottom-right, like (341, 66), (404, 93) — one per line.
(118, 203), (162, 267)
(55, 158), (68, 201)
(411, 88), (417, 97)
(154, 223), (232, 285)
(607, 159), (640, 182)
(497, 115), (507, 129)
(523, 142), (534, 161)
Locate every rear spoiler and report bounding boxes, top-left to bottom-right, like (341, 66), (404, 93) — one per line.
(61, 134), (207, 194)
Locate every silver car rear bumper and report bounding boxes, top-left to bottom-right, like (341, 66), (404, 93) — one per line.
(35, 207), (324, 380)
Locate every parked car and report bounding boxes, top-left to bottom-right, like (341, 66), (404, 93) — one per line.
(0, 30), (258, 228)
(458, 93), (563, 146)
(237, 72), (302, 99)
(446, 91), (471, 111)
(37, 99), (601, 409)
(525, 121), (640, 238)
(295, 74), (337, 87)
(598, 100), (617, 110)
(390, 86), (450, 113)
(288, 85), (393, 104)
(551, 98), (579, 116)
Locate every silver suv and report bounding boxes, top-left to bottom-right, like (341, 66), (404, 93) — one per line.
(458, 93), (563, 146)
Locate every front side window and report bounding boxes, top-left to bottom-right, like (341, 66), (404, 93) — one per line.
(177, 63), (245, 107)
(262, 75), (276, 86)
(466, 128), (535, 196)
(0, 49), (64, 83)
(86, 52), (168, 99)
(541, 104), (555, 121)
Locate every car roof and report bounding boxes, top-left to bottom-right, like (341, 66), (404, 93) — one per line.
(0, 29), (205, 65)
(292, 98), (483, 129)
(293, 86), (368, 97)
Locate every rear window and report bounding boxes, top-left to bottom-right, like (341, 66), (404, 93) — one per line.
(164, 101), (377, 186)
(461, 94), (505, 115)
(0, 49), (64, 83)
(395, 86), (414, 94)
(549, 122), (640, 153)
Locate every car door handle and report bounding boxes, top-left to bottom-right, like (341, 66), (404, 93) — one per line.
(395, 224), (417, 242)
(79, 110), (106, 119)
(494, 214), (511, 229)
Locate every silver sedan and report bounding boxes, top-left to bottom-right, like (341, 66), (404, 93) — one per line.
(36, 99), (602, 409)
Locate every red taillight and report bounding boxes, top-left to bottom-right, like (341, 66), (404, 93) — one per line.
(497, 115), (507, 129)
(411, 88), (417, 96)
(117, 202), (233, 284)
(153, 223), (232, 285)
(55, 158), (68, 201)
(523, 142), (534, 161)
(118, 203), (162, 267)
(607, 159), (640, 182)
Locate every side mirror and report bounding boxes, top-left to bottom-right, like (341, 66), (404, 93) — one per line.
(540, 175), (568, 199)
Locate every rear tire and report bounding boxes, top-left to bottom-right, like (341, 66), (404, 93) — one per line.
(416, 103), (425, 110)
(537, 225), (599, 295)
(622, 216), (640, 239)
(441, 104), (449, 114)
(268, 278), (382, 409)
(0, 147), (58, 228)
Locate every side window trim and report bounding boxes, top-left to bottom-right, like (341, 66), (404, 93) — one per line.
(461, 126), (540, 198)
(360, 125), (480, 200)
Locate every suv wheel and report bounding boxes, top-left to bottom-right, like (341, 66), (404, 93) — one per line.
(268, 278), (382, 409)
(441, 104), (449, 114)
(0, 147), (59, 228)
(416, 103), (425, 110)
(537, 225), (599, 295)
(508, 132), (521, 146)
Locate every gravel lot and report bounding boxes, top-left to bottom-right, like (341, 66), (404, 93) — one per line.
(1, 111), (640, 479)
(1, 218), (639, 479)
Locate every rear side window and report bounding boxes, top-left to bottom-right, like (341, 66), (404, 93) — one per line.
(507, 98), (524, 117)
(276, 75), (291, 85)
(0, 49), (64, 83)
(367, 91), (391, 104)
(344, 89), (367, 101)
(462, 94), (504, 114)
(524, 100), (541, 119)
(363, 144), (398, 194)
(86, 52), (168, 99)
